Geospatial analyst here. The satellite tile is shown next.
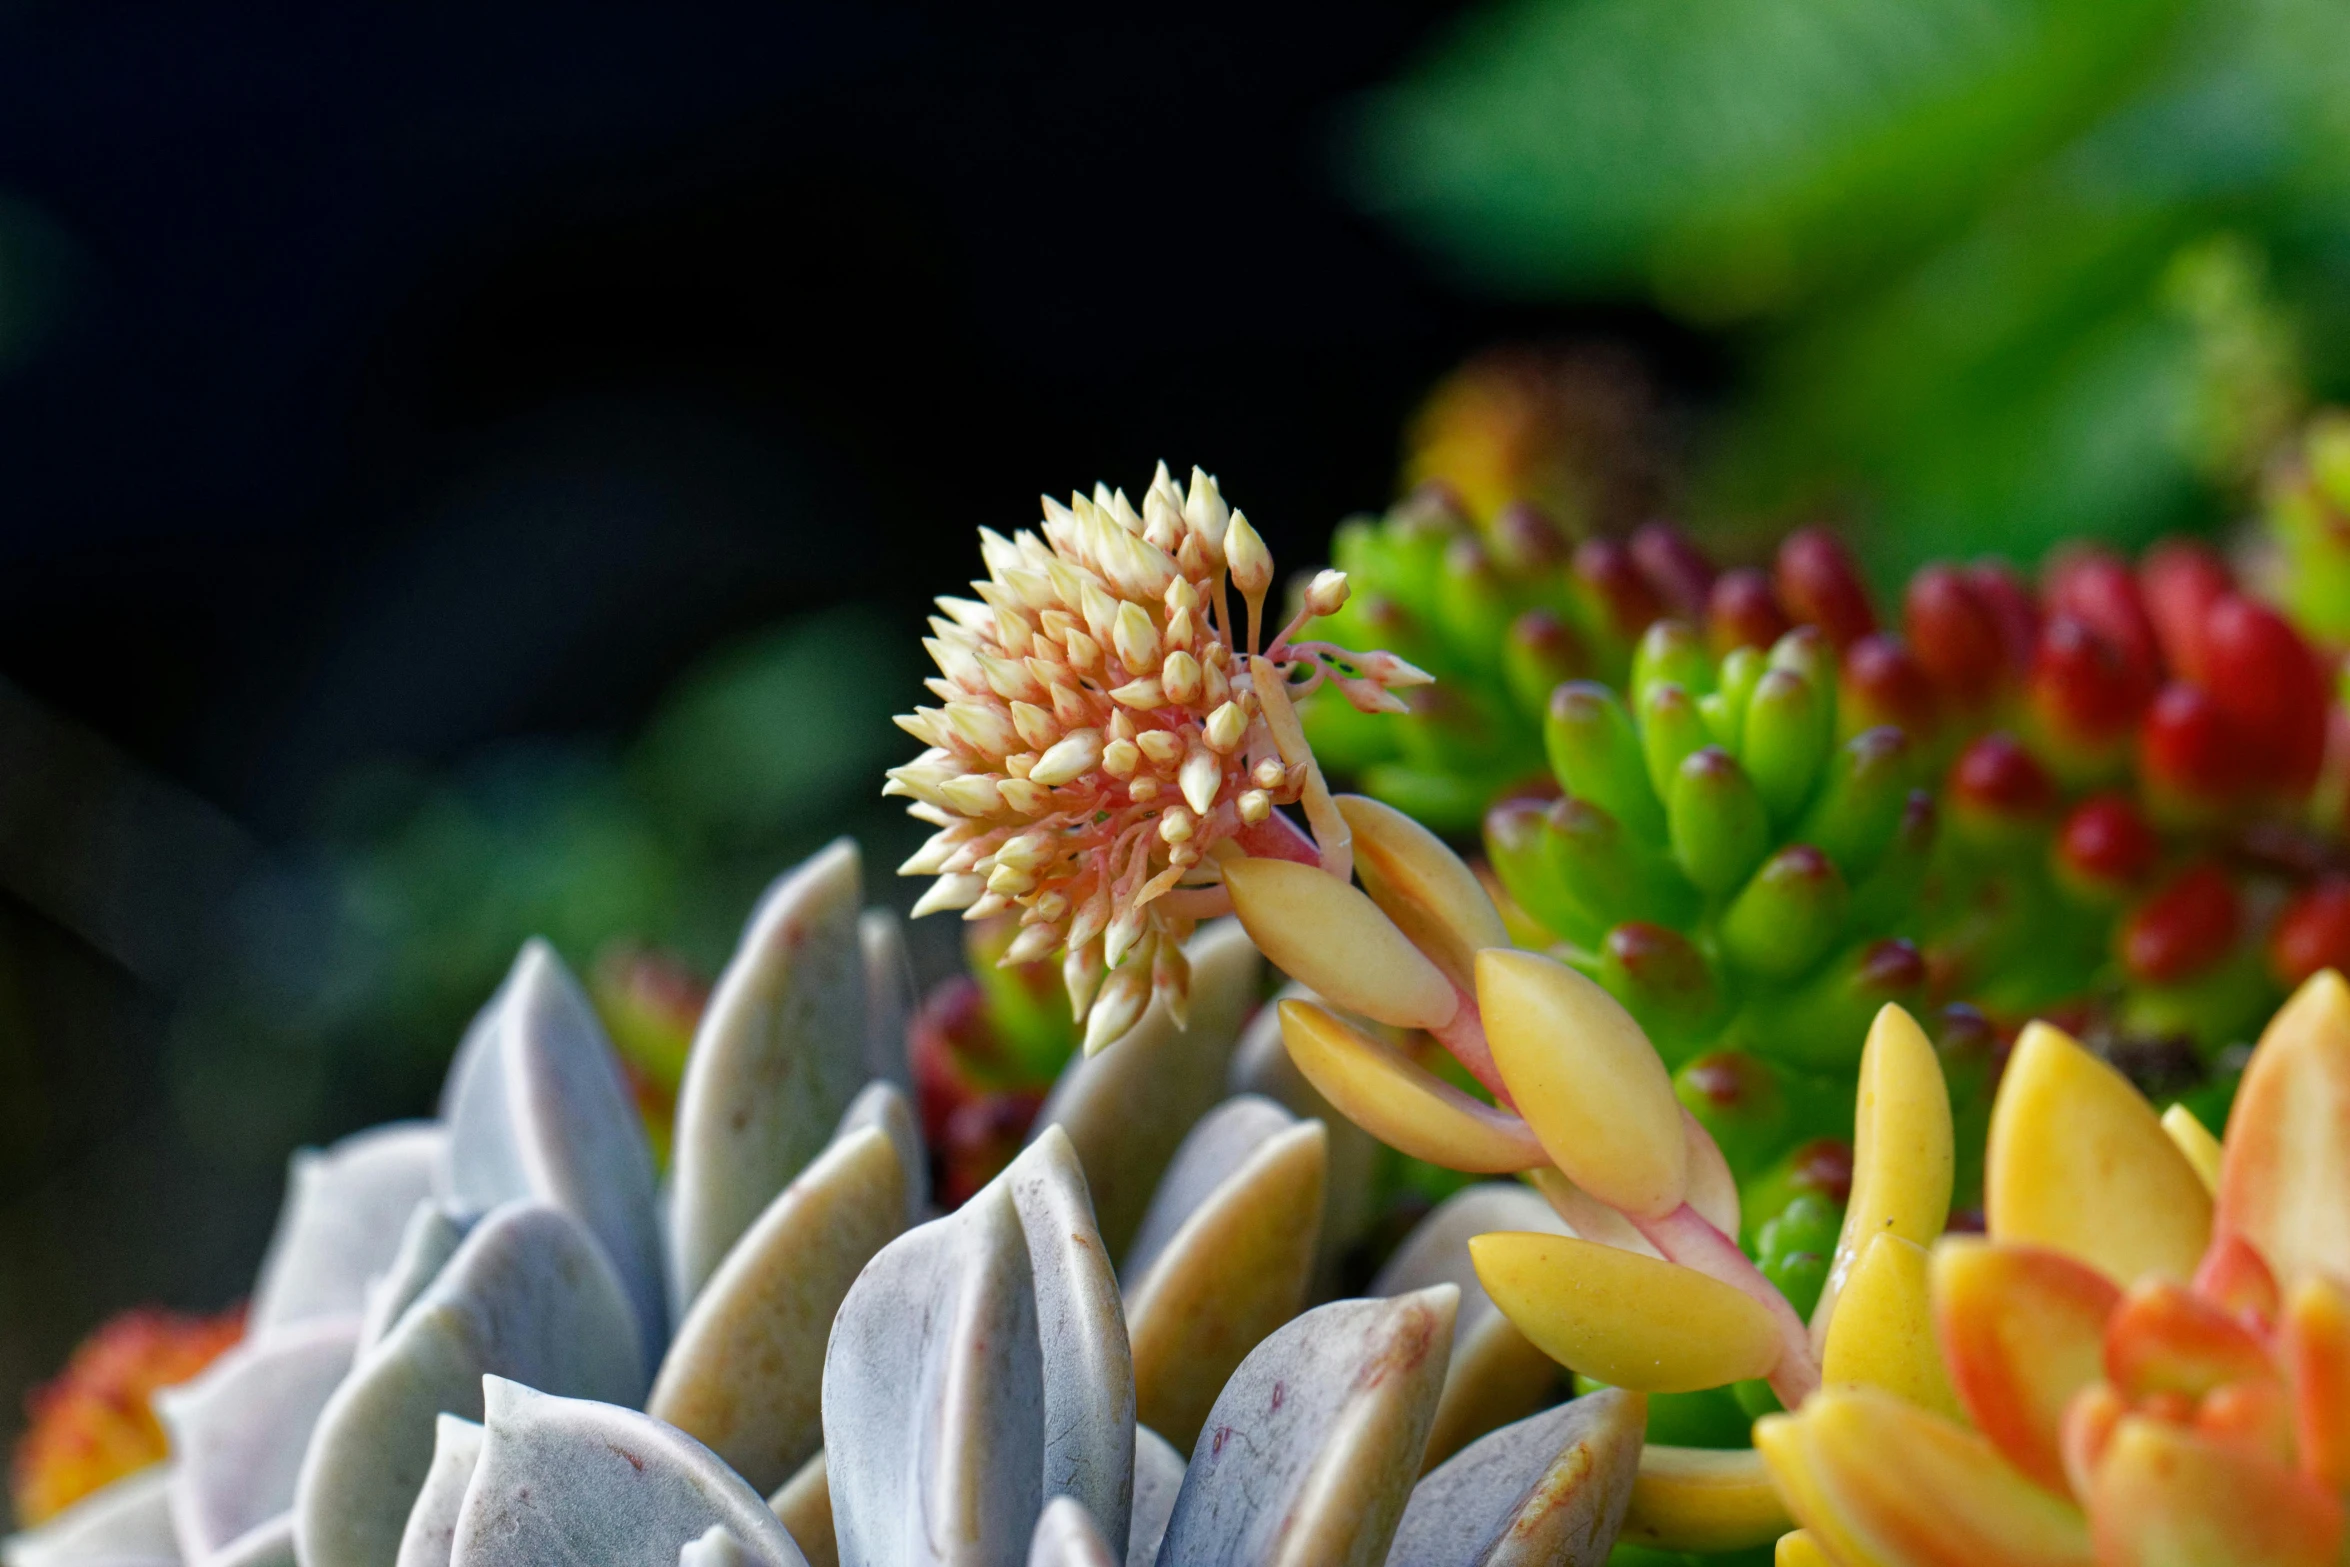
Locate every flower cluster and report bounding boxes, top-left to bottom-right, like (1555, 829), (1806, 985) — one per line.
(888, 465), (1428, 1050)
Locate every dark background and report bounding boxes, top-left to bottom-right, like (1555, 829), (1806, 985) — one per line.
(0, 2), (1705, 1457)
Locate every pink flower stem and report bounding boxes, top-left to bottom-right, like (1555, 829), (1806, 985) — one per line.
(1232, 810), (1320, 864)
(1429, 988), (1514, 1107)
(1635, 1202), (1821, 1410)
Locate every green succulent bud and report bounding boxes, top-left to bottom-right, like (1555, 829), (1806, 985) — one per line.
(1740, 668), (1827, 823)
(1546, 796), (1701, 931)
(1673, 1049), (1789, 1174)
(1668, 747), (1770, 896)
(1721, 845), (1849, 980)
(1483, 797), (1603, 946)
(1700, 645), (1767, 750)
(1795, 728), (1915, 882)
(1547, 682), (1665, 839)
(1503, 608), (1590, 722)
(1631, 619), (1713, 708)
(1598, 921), (1724, 1064)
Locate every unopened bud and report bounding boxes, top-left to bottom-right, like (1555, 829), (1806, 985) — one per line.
(1102, 738), (1140, 778)
(1204, 701), (1248, 753)
(1029, 729), (1104, 788)
(1669, 748), (1770, 896)
(1237, 789), (1271, 825)
(1113, 601), (1161, 674)
(1226, 510), (1273, 601)
(1179, 748), (1222, 816)
(986, 862), (1036, 896)
(2119, 861), (2241, 984)
(1138, 729), (1183, 767)
(1304, 569), (1351, 618)
(1128, 776), (1160, 803)
(1083, 960), (1152, 1056)
(1158, 805), (1194, 843)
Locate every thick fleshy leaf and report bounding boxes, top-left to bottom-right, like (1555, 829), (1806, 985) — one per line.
(249, 1123), (444, 1334)
(1783, 1390), (2094, 1566)
(1476, 949), (1688, 1220)
(392, 1416), (481, 1567)
(1025, 1500), (1115, 1567)
(1813, 1006), (1951, 1343)
(1619, 1445), (1791, 1555)
(858, 909), (914, 1092)
(833, 1082), (926, 1227)
(158, 1314), (359, 1560)
(1751, 1416), (1883, 1567)
(2217, 968), (2350, 1289)
(448, 1379), (808, 1567)
(208, 1514), (295, 1567)
(1154, 1289), (1458, 1567)
(2285, 1274), (2350, 1493)
(2102, 1278), (2272, 1402)
(1122, 1429), (1181, 1567)
(1337, 794), (1510, 990)
(2160, 1104), (2222, 1196)
(1221, 857), (1458, 1030)
(1472, 1231), (1782, 1393)
(1820, 1234), (1959, 1420)
(1226, 986), (1382, 1297)
(1123, 1097), (1325, 1453)
(1275, 1000), (1544, 1173)
(765, 1454), (832, 1567)
(680, 1526), (760, 1567)
(1932, 1238), (2119, 1495)
(1984, 1022), (2210, 1286)
(1371, 1183), (1567, 1470)
(294, 1201), (645, 1567)
(1032, 921), (1261, 1258)
(441, 940), (667, 1370)
(671, 843), (870, 1315)
(1774, 1533), (1832, 1567)
(359, 1205), (470, 1353)
(2, 1466), (178, 1567)
(648, 1125), (907, 1494)
(2088, 1416), (2344, 1567)
(1387, 1390), (1643, 1566)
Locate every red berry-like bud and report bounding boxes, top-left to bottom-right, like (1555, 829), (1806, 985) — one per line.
(1965, 561), (2041, 679)
(1630, 519), (1717, 619)
(2045, 544), (2160, 684)
(2139, 539), (2233, 684)
(1682, 1049), (1772, 1112)
(1841, 632), (1940, 738)
(1905, 563), (2009, 711)
(2119, 862), (2243, 984)
(2054, 792), (2159, 893)
(1776, 526), (1877, 649)
(1854, 936), (1928, 996)
(1949, 732), (2058, 824)
(2029, 614), (2155, 750)
(2140, 680), (2247, 815)
(1788, 1137), (1856, 1206)
(2200, 594), (2330, 796)
(2270, 879), (2350, 987)
(1573, 536), (1665, 644)
(1707, 567), (1790, 656)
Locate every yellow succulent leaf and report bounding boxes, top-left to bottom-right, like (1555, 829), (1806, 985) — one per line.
(1467, 1231), (1779, 1393)
(2217, 967), (2350, 1290)
(2159, 1104), (2222, 1195)
(1223, 858), (1457, 1031)
(1336, 795), (1510, 991)
(1276, 1000), (1545, 1173)
(1619, 1443), (1792, 1553)
(1788, 1389), (2094, 1567)
(2089, 1415), (2345, 1567)
(1984, 1021), (2210, 1286)
(1776, 1532), (1836, 1567)
(1753, 1414), (1893, 1567)
(1820, 1233), (1961, 1420)
(1475, 948), (1689, 1220)
(1813, 1006), (1952, 1342)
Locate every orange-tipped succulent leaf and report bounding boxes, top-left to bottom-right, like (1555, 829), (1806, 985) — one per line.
(2192, 1232), (2283, 1329)
(1822, 1233), (1962, 1420)
(2217, 967), (2350, 1290)
(1335, 794), (1509, 991)
(1222, 857), (1458, 1030)
(1475, 947), (1688, 1220)
(1753, 1412), (1893, 1567)
(1781, 1388), (2096, 1567)
(1933, 1237), (2122, 1494)
(1813, 1005), (1953, 1344)
(1274, 999), (1544, 1173)
(2088, 1416), (2345, 1567)
(2284, 1273), (2350, 1492)
(1468, 1231), (1781, 1393)
(1985, 1021), (2211, 1286)
(2101, 1277), (2274, 1402)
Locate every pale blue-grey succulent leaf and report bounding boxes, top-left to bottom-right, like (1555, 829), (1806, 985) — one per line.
(832, 1081), (926, 1226)
(647, 1126), (907, 1495)
(202, 1514), (294, 1567)
(1384, 1390), (1644, 1567)
(677, 1525), (759, 1567)
(156, 1314), (359, 1560)
(669, 842), (869, 1317)
(392, 1415), (481, 1567)
(763, 1452), (831, 1567)
(857, 910), (914, 1095)
(448, 1379), (807, 1567)
(1118, 1096), (1295, 1286)
(359, 1204), (473, 1355)
(822, 1181), (1042, 1567)
(440, 939), (667, 1373)
(1224, 987), (1381, 1296)
(1371, 1184), (1568, 1471)
(292, 1200), (645, 1567)
(1032, 921), (1260, 1260)
(1153, 1288), (1458, 1567)
(1121, 1430), (1182, 1567)
(995, 1129), (1132, 1548)
(1026, 1500), (1115, 1567)
(2, 1465), (177, 1567)
(249, 1123), (444, 1334)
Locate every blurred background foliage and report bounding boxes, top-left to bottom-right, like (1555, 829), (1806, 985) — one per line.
(1356, 0), (2350, 575)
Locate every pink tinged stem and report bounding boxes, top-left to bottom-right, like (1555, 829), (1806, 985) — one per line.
(1428, 985), (1514, 1107)
(1233, 809), (1320, 864)
(1635, 1201), (1821, 1410)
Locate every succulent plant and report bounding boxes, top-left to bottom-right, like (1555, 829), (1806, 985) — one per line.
(2261, 409), (2350, 647)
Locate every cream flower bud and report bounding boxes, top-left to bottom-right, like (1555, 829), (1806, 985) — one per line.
(1161, 650), (1202, 706)
(1063, 630), (1102, 671)
(1158, 805), (1194, 843)
(1011, 701), (1058, 752)
(986, 862), (1036, 896)
(1110, 677), (1166, 709)
(1204, 701), (1249, 754)
(1237, 789), (1271, 825)
(1179, 747), (1223, 816)
(1029, 728), (1103, 787)
(1102, 738), (1141, 778)
(1113, 601), (1161, 674)
(1137, 730), (1183, 767)
(1253, 758), (1286, 790)
(1128, 776), (1160, 803)
(939, 774), (1004, 816)
(1304, 568), (1351, 618)
(1226, 510), (1273, 601)
(911, 873), (986, 917)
